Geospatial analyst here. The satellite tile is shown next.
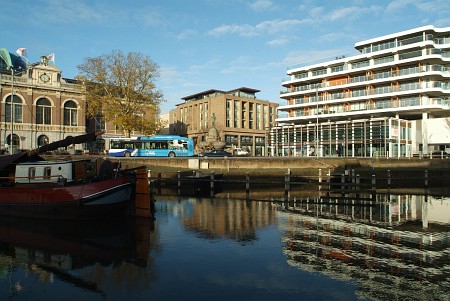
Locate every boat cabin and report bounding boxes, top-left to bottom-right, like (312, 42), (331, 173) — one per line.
(15, 161), (74, 184)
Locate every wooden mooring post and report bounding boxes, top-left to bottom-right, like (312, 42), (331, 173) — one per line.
(387, 169), (391, 200)
(134, 167), (153, 218)
(246, 173), (250, 201)
(177, 171), (181, 196)
(210, 172), (215, 198)
(284, 170), (290, 201)
(371, 174), (376, 201)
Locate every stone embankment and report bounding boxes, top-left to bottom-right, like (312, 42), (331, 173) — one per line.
(109, 157), (450, 193)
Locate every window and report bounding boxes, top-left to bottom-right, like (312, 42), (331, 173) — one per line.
(399, 50), (422, 60)
(374, 55), (394, 65)
(330, 91), (344, 100)
(44, 167), (52, 179)
(240, 136), (253, 145)
(63, 100), (78, 126)
(234, 100), (240, 128)
(352, 60), (370, 69)
(331, 65), (344, 73)
(352, 89), (366, 97)
(226, 100), (231, 127)
(5, 95), (23, 123)
(312, 68), (327, 76)
(94, 114), (106, 130)
(373, 70), (391, 80)
(37, 135), (49, 147)
(225, 135), (238, 144)
(36, 98), (52, 124)
(350, 74), (368, 83)
(28, 167), (36, 179)
(294, 72), (308, 79)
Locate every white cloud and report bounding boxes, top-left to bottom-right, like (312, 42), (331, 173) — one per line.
(385, 0), (450, 15)
(327, 5), (382, 22)
(208, 24), (257, 37)
(208, 19), (307, 37)
(250, 0), (276, 11)
(267, 38), (289, 47)
(175, 29), (198, 40)
(35, 0), (108, 24)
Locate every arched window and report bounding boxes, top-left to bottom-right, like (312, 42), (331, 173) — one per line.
(5, 95), (23, 123)
(63, 100), (78, 126)
(36, 98), (52, 124)
(6, 134), (20, 154)
(37, 135), (49, 147)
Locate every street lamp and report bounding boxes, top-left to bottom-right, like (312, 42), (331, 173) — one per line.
(8, 67), (23, 154)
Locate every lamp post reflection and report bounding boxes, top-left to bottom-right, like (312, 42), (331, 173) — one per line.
(316, 84), (320, 158)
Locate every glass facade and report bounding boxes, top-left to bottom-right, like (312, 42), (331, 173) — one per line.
(272, 118), (411, 158)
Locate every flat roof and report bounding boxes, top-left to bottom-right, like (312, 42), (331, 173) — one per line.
(181, 87), (260, 100)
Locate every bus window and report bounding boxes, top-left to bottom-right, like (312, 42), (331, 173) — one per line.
(110, 141), (123, 149)
(156, 142), (168, 149)
(124, 142), (134, 149)
(135, 142), (144, 149)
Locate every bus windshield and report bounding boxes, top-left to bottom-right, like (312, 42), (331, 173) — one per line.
(108, 135), (194, 157)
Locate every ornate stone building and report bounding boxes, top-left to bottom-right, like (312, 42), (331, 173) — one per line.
(0, 48), (85, 154)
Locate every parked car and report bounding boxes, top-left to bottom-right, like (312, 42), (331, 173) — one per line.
(198, 149), (232, 157)
(233, 148), (249, 156)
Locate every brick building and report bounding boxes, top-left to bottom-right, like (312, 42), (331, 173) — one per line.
(169, 87), (278, 156)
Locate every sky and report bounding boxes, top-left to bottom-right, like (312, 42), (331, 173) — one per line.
(1, 0), (450, 114)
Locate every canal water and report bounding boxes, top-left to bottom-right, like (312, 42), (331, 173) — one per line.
(0, 194), (449, 300)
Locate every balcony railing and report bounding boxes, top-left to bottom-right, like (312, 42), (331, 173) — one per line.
(281, 67), (450, 95)
(291, 98), (450, 118)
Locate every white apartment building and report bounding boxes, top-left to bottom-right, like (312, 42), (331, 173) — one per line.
(276, 25), (450, 158)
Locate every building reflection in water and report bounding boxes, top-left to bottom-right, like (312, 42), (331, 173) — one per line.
(173, 198), (277, 243)
(0, 217), (158, 297)
(276, 194), (450, 301)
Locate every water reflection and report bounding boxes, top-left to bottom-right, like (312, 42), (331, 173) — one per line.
(1, 195), (449, 300)
(276, 194), (450, 301)
(0, 217), (157, 298)
(157, 197), (277, 242)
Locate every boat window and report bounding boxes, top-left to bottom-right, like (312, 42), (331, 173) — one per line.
(28, 167), (36, 179)
(44, 167), (52, 179)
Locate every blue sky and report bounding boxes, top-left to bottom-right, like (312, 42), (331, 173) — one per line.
(1, 0), (449, 113)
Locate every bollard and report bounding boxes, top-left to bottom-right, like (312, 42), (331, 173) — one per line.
(318, 168), (322, 191)
(424, 170), (428, 193)
(210, 172), (215, 198)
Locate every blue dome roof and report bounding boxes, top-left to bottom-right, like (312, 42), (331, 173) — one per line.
(0, 48), (27, 71)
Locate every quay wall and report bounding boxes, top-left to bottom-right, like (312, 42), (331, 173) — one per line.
(111, 157), (450, 172)
(106, 156), (450, 194)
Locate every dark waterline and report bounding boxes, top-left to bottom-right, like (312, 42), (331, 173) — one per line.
(1, 195), (449, 300)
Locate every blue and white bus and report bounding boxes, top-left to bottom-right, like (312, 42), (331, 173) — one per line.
(108, 135), (194, 157)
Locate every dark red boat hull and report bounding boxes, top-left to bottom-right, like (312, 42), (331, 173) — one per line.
(0, 177), (133, 220)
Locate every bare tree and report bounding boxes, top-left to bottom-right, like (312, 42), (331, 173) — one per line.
(77, 50), (164, 137)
